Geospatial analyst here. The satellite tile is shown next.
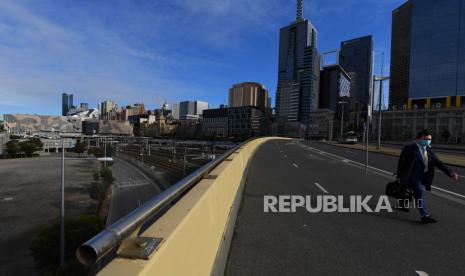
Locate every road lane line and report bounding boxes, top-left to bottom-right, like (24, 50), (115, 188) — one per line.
(284, 154), (288, 158)
(301, 142), (465, 200)
(308, 145), (394, 175)
(292, 163), (299, 168)
(431, 186), (465, 200)
(314, 183), (329, 194)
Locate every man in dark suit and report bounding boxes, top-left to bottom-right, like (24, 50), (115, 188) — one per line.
(397, 129), (459, 223)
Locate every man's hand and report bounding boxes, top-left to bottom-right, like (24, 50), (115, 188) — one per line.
(451, 173), (460, 180)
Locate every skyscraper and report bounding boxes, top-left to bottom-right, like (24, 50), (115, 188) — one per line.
(80, 103), (89, 111)
(100, 100), (117, 120)
(389, 1), (412, 108)
(229, 82), (269, 109)
(172, 103), (180, 120)
(179, 101), (209, 120)
(319, 64), (351, 112)
(62, 93), (73, 116)
(339, 36), (374, 108)
(390, 0), (465, 109)
(275, 0), (320, 136)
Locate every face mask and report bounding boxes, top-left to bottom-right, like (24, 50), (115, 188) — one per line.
(419, 139), (431, 147)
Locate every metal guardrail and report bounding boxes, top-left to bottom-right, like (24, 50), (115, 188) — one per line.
(76, 141), (244, 266)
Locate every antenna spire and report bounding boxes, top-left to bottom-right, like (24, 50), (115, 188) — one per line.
(296, 0), (303, 21)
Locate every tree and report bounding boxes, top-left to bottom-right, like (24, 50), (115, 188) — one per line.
(88, 145), (114, 158)
(19, 141), (36, 157)
(87, 147), (103, 157)
(6, 140), (19, 157)
(100, 167), (115, 185)
(29, 137), (43, 151)
(74, 142), (87, 156)
(88, 167), (114, 201)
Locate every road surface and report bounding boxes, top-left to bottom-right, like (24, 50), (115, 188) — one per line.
(226, 139), (465, 275)
(107, 157), (163, 225)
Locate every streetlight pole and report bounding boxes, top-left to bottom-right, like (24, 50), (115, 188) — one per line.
(141, 146), (144, 165)
(377, 53), (385, 149)
(338, 101), (347, 141)
(365, 120), (370, 175)
(183, 145), (187, 175)
(60, 138), (65, 266)
(104, 136), (107, 167)
(328, 120), (333, 141)
(57, 142), (113, 268)
(340, 103), (344, 140)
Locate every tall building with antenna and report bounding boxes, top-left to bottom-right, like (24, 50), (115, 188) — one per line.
(275, 0), (320, 137)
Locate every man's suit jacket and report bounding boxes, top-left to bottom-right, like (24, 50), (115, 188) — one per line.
(396, 143), (452, 191)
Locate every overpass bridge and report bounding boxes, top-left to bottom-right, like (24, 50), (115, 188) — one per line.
(77, 138), (465, 275)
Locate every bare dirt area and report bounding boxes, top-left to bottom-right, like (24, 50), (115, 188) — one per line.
(0, 156), (99, 275)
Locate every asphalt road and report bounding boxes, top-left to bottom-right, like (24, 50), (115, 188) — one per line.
(226, 139), (465, 276)
(107, 157), (162, 225)
(307, 141), (465, 197)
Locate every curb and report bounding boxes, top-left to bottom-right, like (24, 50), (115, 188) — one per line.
(324, 142), (465, 168)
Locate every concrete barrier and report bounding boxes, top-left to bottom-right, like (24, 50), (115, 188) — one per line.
(98, 137), (283, 276)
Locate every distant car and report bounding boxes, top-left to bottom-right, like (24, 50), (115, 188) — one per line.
(344, 136), (358, 144)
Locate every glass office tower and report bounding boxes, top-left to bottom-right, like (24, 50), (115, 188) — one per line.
(339, 36), (374, 107)
(319, 64), (351, 112)
(62, 93), (73, 116)
(389, 1), (412, 108)
(409, 0), (465, 101)
(275, 10), (319, 129)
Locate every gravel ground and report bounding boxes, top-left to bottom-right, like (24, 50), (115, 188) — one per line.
(0, 156), (99, 275)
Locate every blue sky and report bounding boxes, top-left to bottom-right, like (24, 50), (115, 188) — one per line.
(0, 0), (404, 116)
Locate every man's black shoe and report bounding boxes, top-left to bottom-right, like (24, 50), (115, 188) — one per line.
(421, 216), (437, 223)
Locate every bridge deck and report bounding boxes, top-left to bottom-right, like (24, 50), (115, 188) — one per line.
(226, 139), (465, 275)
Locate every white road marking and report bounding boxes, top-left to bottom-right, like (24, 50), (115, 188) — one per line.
(431, 186), (465, 200)
(300, 142), (465, 201)
(308, 145), (394, 175)
(415, 271), (430, 276)
(284, 155), (288, 158)
(314, 183), (329, 194)
(116, 180), (150, 188)
(292, 163), (299, 168)
(2, 197), (13, 201)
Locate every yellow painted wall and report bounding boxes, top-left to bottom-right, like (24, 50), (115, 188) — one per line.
(98, 137), (284, 276)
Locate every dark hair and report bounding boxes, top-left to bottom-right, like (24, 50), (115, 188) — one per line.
(416, 129), (431, 139)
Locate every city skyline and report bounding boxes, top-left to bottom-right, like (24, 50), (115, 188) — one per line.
(0, 0), (403, 116)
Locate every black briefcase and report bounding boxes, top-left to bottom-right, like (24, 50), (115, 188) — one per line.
(386, 180), (412, 200)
